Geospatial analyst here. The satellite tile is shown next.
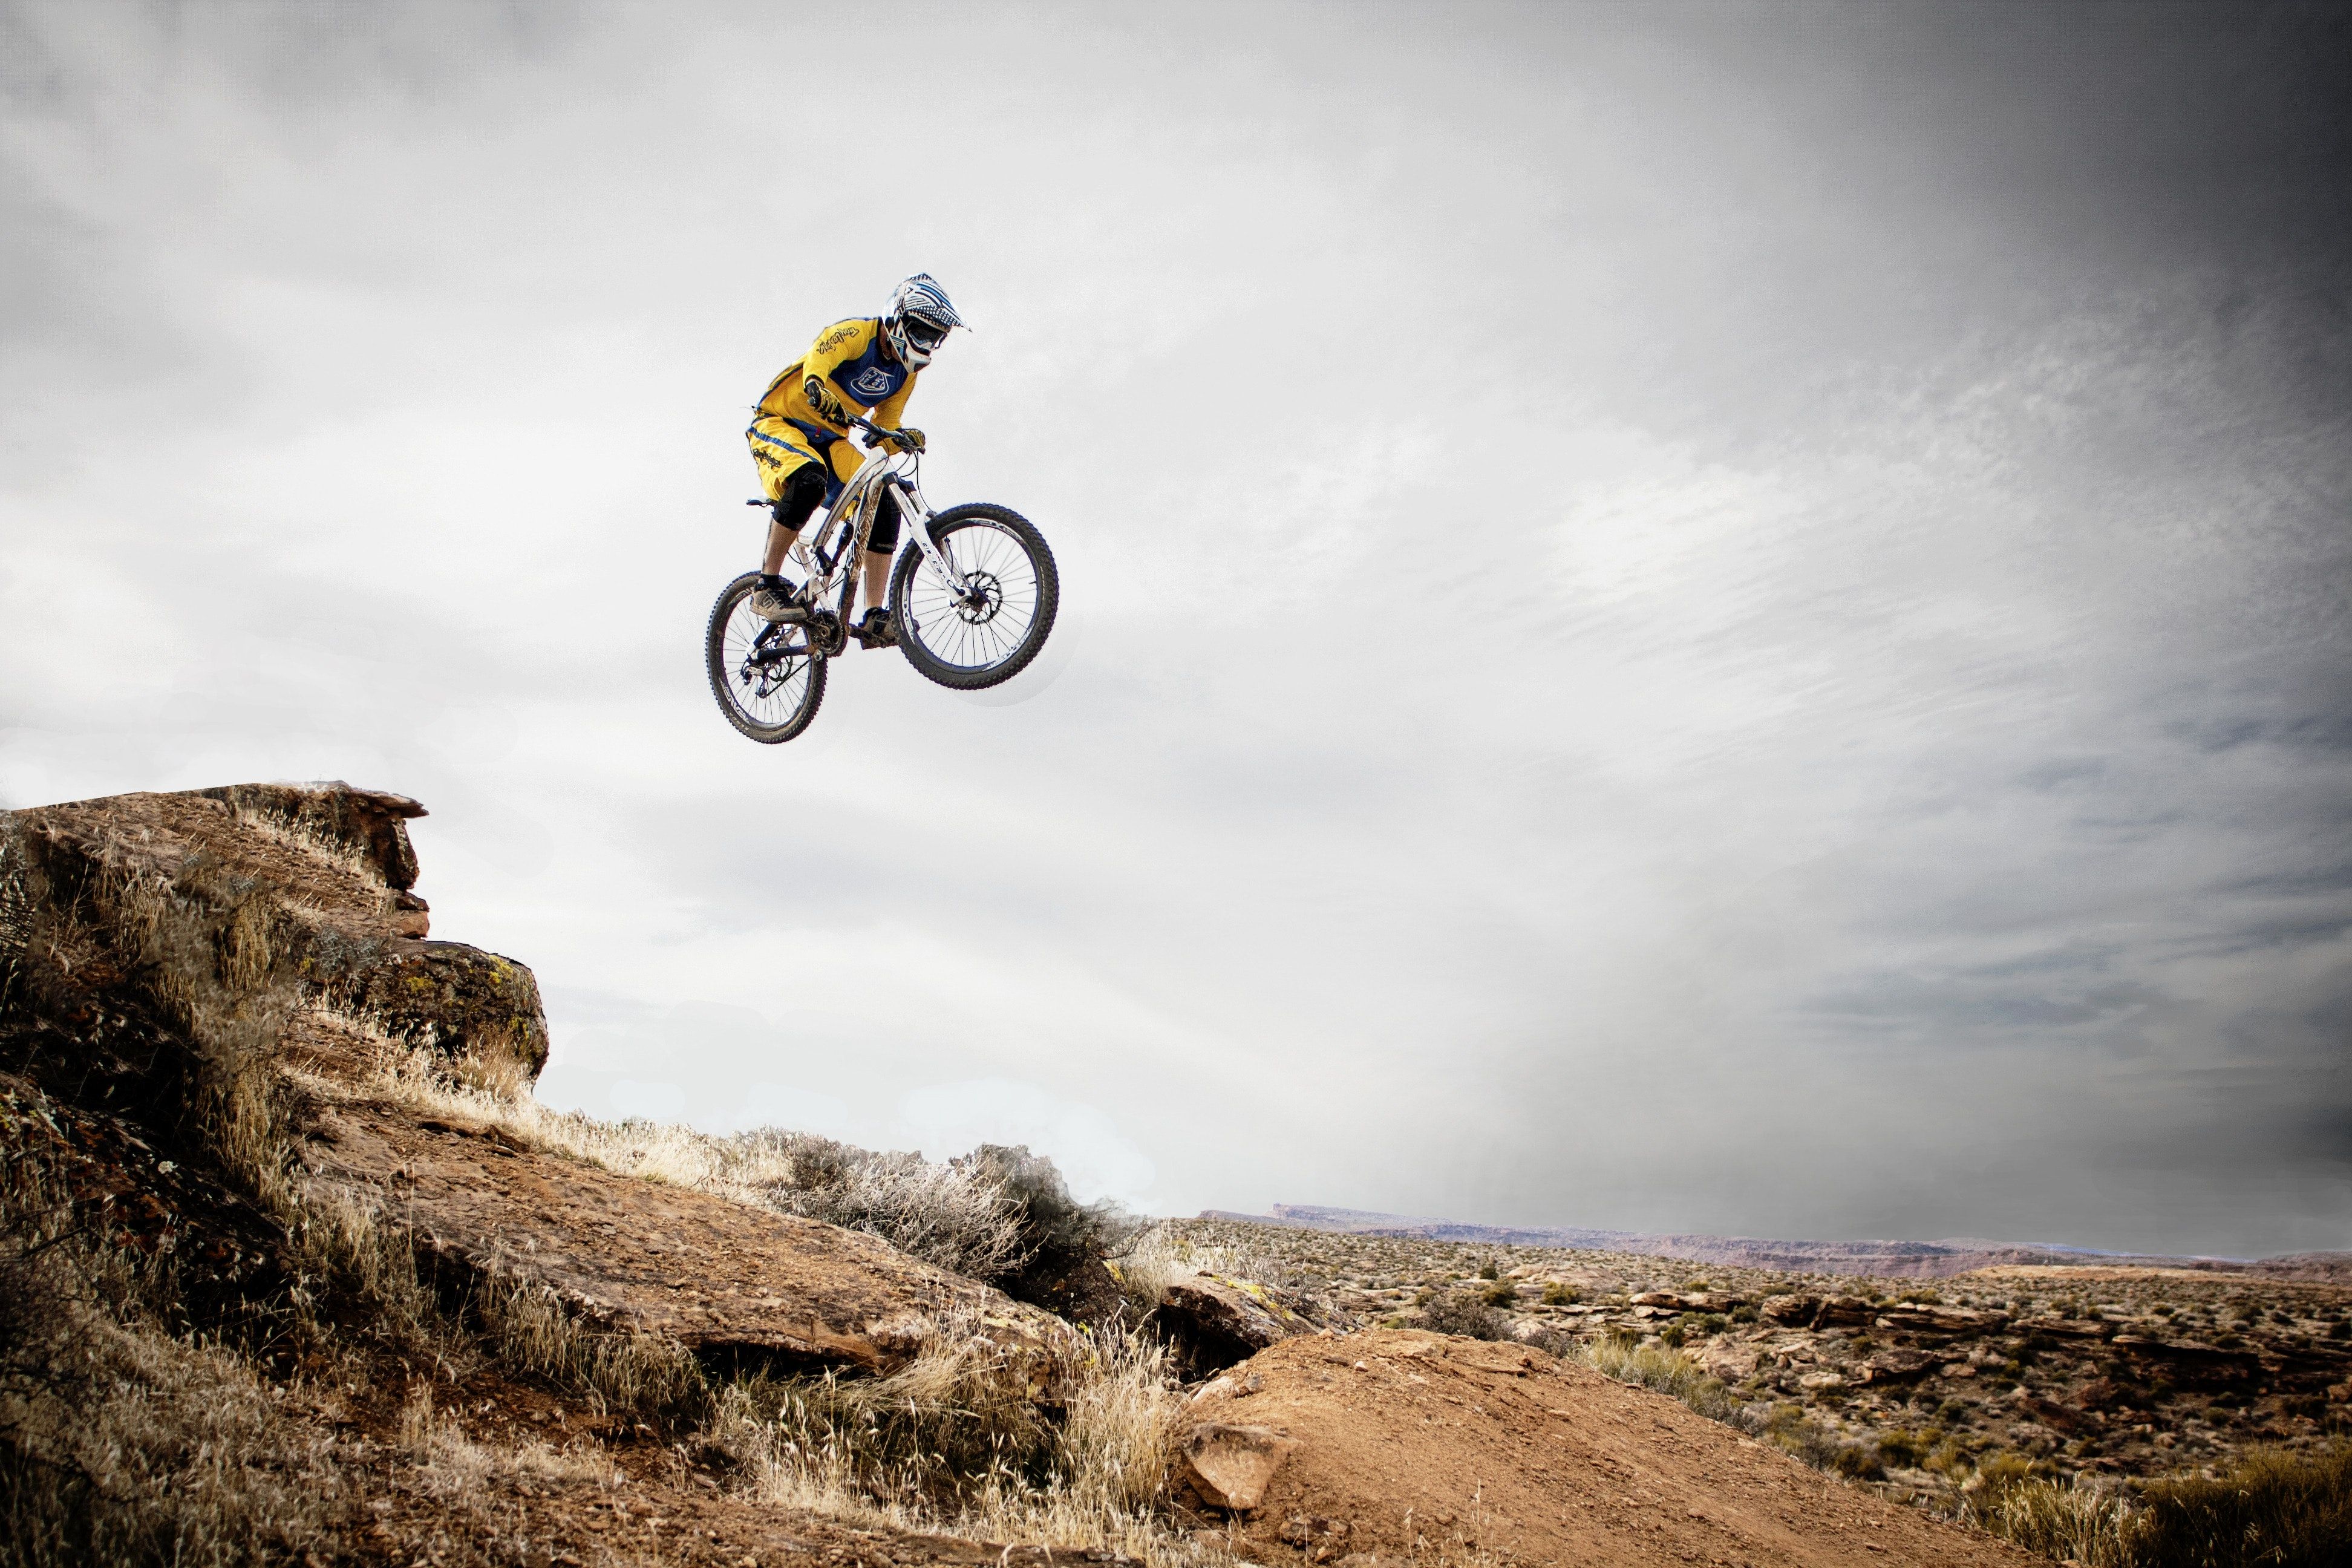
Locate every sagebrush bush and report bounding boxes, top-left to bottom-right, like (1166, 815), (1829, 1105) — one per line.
(1420, 1288), (1510, 1341)
(959, 1143), (1142, 1311)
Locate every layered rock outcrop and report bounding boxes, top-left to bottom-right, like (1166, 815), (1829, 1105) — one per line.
(0, 782), (1063, 1380)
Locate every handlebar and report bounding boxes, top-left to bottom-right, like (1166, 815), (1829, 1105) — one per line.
(848, 412), (920, 452)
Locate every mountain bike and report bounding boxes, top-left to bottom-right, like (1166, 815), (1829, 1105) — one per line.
(705, 416), (1060, 743)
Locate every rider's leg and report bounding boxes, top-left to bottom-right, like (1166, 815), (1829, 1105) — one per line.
(762, 519), (799, 577)
(752, 465), (826, 621)
(852, 490), (904, 646)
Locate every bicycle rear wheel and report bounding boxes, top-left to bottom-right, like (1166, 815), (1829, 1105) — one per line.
(706, 572), (826, 743)
(889, 505), (1059, 690)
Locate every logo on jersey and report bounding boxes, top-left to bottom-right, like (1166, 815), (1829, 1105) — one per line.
(850, 366), (896, 399)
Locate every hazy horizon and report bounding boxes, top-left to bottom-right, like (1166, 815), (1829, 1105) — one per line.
(4, 1), (2347, 1258)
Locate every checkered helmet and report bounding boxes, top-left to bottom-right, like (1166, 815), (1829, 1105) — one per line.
(883, 273), (964, 371)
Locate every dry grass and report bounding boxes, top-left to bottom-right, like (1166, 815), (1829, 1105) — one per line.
(1962, 1445), (2352, 1568)
(1962, 1470), (2138, 1568)
(1579, 1335), (1737, 1421)
(473, 1274), (708, 1423)
(399, 1384), (619, 1495)
(0, 1153), (347, 1568)
(723, 1318), (1227, 1567)
(361, 1041), (1031, 1281)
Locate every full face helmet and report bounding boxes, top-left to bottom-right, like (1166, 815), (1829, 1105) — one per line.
(882, 273), (964, 370)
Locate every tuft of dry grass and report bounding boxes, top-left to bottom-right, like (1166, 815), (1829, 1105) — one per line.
(1580, 1336), (1736, 1421)
(714, 1318), (1226, 1567)
(472, 1274), (708, 1423)
(1962, 1470), (2137, 1568)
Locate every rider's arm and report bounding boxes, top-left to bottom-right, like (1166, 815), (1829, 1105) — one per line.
(868, 378), (923, 449)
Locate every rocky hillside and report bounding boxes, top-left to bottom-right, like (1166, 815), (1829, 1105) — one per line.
(1209, 1204), (2352, 1282)
(1, 783), (2334, 1568)
(1171, 1217), (2352, 1518)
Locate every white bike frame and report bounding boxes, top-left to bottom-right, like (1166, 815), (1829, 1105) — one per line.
(788, 433), (975, 612)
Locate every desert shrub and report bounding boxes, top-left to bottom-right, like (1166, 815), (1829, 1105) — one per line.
(1477, 1278), (1518, 1307)
(1658, 1321), (1687, 1347)
(742, 1129), (1031, 1281)
(370, 1053), (1142, 1301)
(1742, 1401), (1846, 1468)
(2129, 1444), (2352, 1568)
(1541, 1280), (1579, 1306)
(1583, 1339), (1734, 1422)
(1833, 1446), (1882, 1480)
(1730, 1303), (1759, 1324)
(1102, 1225), (1302, 1324)
(1420, 1289), (1510, 1341)
(1876, 1428), (1929, 1469)
(958, 1144), (1142, 1316)
(1476, 1259), (1501, 1281)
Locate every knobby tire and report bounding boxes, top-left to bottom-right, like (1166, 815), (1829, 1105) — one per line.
(705, 571), (827, 743)
(889, 505), (1059, 691)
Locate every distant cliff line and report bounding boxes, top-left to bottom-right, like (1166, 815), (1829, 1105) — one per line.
(1201, 1203), (2352, 1282)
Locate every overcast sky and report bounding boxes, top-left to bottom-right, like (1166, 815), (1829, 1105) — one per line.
(4, 1), (2347, 1259)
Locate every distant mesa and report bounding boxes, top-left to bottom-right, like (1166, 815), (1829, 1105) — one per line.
(1202, 1203), (2350, 1282)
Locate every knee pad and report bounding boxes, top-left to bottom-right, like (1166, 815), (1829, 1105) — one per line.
(770, 466), (825, 532)
(866, 492), (903, 555)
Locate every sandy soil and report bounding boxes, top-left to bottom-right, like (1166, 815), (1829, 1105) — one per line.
(1190, 1330), (2036, 1568)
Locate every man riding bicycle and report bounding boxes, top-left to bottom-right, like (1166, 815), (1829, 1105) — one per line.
(745, 274), (965, 645)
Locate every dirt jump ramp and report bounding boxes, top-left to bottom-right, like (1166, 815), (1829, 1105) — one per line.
(1186, 1329), (2034, 1567)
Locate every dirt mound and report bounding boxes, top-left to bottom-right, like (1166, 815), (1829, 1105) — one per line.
(1184, 1329), (2031, 1567)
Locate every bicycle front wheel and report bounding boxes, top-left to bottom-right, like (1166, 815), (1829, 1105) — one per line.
(706, 572), (827, 743)
(889, 505), (1059, 691)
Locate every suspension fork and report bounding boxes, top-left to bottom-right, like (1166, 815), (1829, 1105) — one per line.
(888, 474), (975, 598)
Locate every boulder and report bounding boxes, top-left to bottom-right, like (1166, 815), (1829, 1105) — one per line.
(2021, 1316), (2113, 1340)
(327, 938), (549, 1080)
(1760, 1294), (1818, 1324)
(1181, 1423), (1297, 1512)
(195, 781), (426, 889)
(1154, 1272), (1319, 1376)
(1858, 1348), (1945, 1384)
(2109, 1335), (2261, 1384)
(1631, 1290), (1741, 1312)
(1875, 1304), (2005, 1334)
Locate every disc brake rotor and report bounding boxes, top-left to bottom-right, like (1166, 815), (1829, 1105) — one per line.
(955, 570), (1004, 624)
